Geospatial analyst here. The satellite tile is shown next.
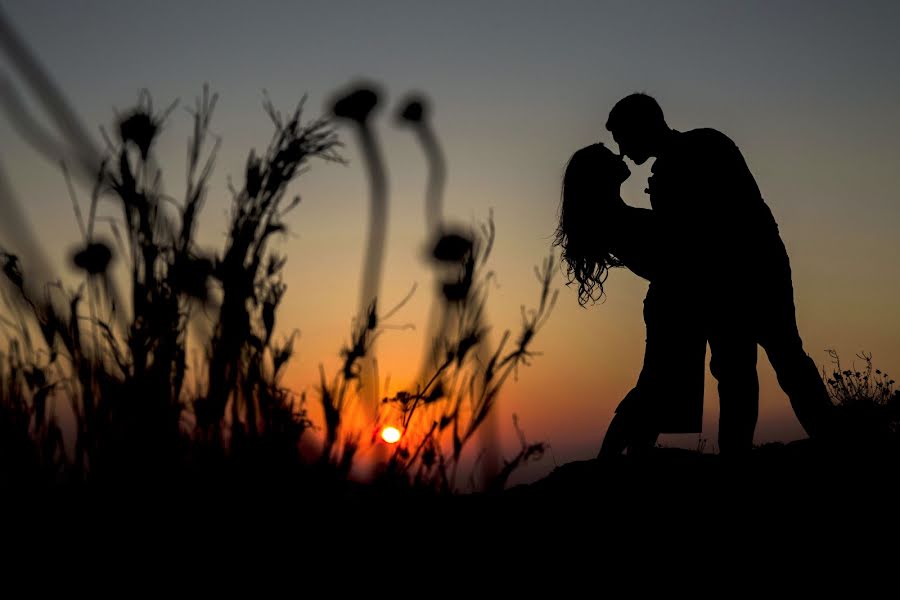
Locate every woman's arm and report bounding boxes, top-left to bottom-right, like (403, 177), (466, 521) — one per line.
(606, 204), (660, 281)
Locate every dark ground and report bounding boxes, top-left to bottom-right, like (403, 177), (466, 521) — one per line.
(5, 438), (899, 546)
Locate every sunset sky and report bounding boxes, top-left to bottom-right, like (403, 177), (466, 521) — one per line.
(2, 0), (899, 483)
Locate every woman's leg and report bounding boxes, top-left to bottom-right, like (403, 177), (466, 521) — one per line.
(598, 388), (660, 458)
(599, 407), (632, 457)
(599, 281), (706, 458)
(599, 285), (664, 458)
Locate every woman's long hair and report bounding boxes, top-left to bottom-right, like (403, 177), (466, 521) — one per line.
(554, 143), (627, 306)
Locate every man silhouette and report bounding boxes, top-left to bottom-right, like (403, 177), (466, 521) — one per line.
(605, 93), (835, 454)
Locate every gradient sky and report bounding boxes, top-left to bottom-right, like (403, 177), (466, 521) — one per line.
(2, 0), (899, 484)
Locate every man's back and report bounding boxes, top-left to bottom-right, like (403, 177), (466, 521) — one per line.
(648, 128), (785, 293)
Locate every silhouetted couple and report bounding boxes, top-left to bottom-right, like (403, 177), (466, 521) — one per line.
(556, 93), (836, 457)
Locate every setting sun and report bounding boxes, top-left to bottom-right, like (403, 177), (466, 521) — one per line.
(381, 426), (402, 444)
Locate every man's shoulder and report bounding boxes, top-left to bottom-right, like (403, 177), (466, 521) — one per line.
(654, 128), (734, 172)
(679, 128), (737, 151)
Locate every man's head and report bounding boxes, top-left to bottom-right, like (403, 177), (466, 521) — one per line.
(605, 93), (669, 165)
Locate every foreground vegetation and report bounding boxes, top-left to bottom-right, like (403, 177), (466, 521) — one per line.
(0, 79), (555, 495)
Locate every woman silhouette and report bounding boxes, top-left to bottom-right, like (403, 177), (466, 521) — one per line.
(555, 143), (707, 455)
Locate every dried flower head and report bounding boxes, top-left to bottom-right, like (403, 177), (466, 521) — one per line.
(71, 242), (112, 275)
(330, 84), (381, 124)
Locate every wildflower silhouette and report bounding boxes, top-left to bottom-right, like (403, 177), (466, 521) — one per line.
(0, 11), (555, 493)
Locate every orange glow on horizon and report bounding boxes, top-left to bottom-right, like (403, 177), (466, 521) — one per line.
(381, 426), (402, 444)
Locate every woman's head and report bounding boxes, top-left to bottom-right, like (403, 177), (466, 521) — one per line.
(554, 143), (630, 306)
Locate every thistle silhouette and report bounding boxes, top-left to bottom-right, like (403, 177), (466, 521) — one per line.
(0, 10), (555, 493)
(328, 82), (388, 417)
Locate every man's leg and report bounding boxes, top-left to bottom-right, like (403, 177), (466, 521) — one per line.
(709, 326), (759, 456)
(758, 296), (836, 441)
